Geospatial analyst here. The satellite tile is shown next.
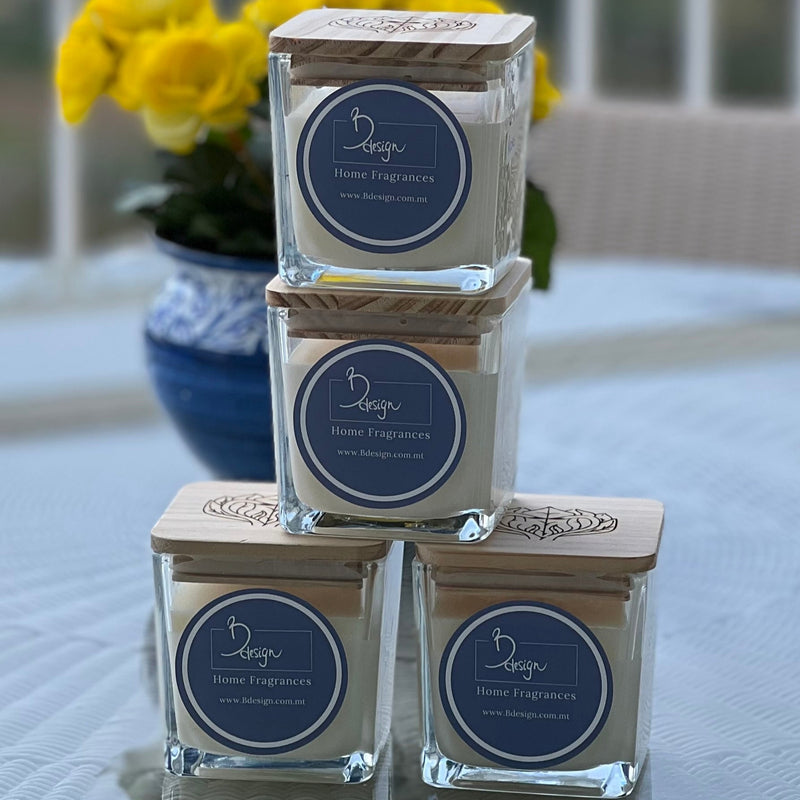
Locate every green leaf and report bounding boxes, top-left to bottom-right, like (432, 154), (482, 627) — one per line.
(161, 142), (243, 192)
(219, 228), (274, 256)
(187, 212), (224, 243)
(132, 137), (276, 260)
(521, 181), (558, 291)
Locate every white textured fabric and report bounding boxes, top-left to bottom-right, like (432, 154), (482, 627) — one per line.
(1, 260), (799, 799)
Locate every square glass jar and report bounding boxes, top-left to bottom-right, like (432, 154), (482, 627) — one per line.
(414, 494), (664, 797)
(162, 744), (393, 800)
(267, 258), (531, 543)
(268, 9), (535, 293)
(152, 481), (403, 783)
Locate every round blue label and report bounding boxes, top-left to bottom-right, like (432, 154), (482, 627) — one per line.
(175, 589), (347, 755)
(294, 340), (466, 509)
(296, 80), (472, 253)
(439, 602), (613, 768)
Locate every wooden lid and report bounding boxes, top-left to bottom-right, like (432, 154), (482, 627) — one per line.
(417, 493), (664, 575)
(270, 9), (536, 63)
(151, 482), (390, 561)
(267, 257), (531, 317)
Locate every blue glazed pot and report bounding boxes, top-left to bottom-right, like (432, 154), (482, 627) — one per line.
(145, 239), (277, 480)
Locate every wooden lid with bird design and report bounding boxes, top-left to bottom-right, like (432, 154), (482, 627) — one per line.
(152, 482), (390, 561)
(270, 9), (536, 63)
(417, 493), (664, 575)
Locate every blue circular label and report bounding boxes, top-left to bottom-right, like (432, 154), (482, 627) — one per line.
(439, 602), (613, 768)
(175, 589), (347, 755)
(294, 340), (466, 509)
(296, 80), (472, 253)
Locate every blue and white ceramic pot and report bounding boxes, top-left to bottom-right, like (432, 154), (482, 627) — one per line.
(145, 239), (277, 480)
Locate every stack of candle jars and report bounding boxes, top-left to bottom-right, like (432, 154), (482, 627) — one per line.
(151, 9), (665, 799)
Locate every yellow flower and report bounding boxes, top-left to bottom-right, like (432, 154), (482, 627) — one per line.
(392, 0), (504, 13)
(133, 23), (267, 153)
(242, 0), (382, 35)
(215, 21), (269, 83)
(108, 30), (160, 111)
(243, 0), (318, 33)
(142, 108), (205, 155)
(533, 48), (560, 121)
(55, 11), (116, 124)
(85, 0), (213, 46)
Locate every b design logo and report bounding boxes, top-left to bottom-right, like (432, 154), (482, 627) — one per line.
(297, 80), (471, 253)
(474, 627), (579, 686)
(440, 602), (613, 767)
(176, 591), (347, 754)
(329, 364), (432, 425)
(334, 106), (437, 168)
(296, 340), (466, 508)
(211, 616), (313, 672)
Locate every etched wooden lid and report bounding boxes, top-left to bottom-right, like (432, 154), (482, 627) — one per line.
(270, 9), (535, 63)
(152, 482), (390, 561)
(267, 257), (531, 317)
(417, 493), (664, 575)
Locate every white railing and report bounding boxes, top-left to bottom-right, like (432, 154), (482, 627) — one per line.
(683, 0), (713, 108)
(51, 0), (82, 291)
(42, 0), (800, 296)
(565, 0), (800, 110)
(566, 0), (596, 99)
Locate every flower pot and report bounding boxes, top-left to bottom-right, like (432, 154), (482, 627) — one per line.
(145, 238), (276, 480)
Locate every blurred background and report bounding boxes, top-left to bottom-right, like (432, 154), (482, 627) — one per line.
(1, 0), (799, 435)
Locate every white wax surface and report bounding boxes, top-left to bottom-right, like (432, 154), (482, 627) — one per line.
(285, 88), (502, 270)
(286, 339), (501, 519)
(168, 580), (379, 760)
(427, 603), (643, 771)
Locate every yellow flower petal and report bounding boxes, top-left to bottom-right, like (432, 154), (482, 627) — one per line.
(86, 0), (213, 46)
(214, 21), (268, 83)
(108, 30), (161, 112)
(533, 48), (561, 122)
(142, 108), (204, 153)
(139, 32), (228, 115)
(392, 0), (504, 13)
(242, 0), (319, 34)
(55, 11), (116, 124)
(131, 21), (265, 148)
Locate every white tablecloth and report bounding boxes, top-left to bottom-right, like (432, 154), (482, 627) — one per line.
(1, 259), (799, 800)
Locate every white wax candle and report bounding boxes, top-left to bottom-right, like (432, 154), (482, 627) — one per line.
(285, 338), (503, 520)
(167, 578), (381, 761)
(285, 88), (503, 271)
(425, 586), (644, 772)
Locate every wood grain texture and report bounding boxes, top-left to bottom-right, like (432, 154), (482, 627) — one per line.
(287, 57), (492, 91)
(151, 481), (390, 561)
(417, 493), (665, 575)
(270, 9), (536, 63)
(286, 330), (481, 347)
(267, 257), (531, 317)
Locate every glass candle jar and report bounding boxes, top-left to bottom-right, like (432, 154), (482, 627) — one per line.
(269, 9), (535, 293)
(162, 745), (392, 800)
(152, 481), (403, 783)
(267, 258), (530, 543)
(414, 494), (664, 797)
